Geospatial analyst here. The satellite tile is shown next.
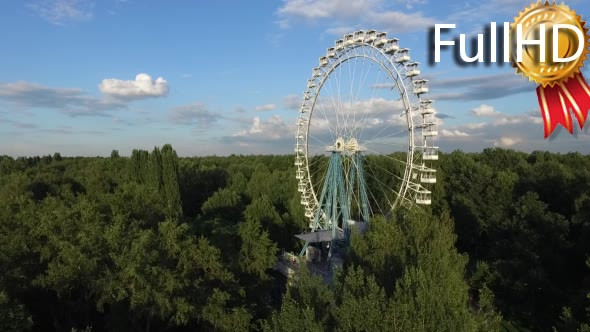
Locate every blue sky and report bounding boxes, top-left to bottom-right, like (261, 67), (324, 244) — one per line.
(1, 0), (590, 156)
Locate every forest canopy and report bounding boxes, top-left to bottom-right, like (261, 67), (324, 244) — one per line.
(0, 146), (589, 331)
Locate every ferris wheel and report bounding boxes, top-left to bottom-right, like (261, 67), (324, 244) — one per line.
(294, 30), (438, 250)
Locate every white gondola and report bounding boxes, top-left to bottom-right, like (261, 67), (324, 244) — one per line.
(394, 48), (410, 62)
(423, 146), (439, 160)
(307, 79), (316, 89)
(373, 32), (387, 47)
(297, 118), (308, 126)
(415, 189), (432, 205)
(301, 193), (310, 205)
(405, 62), (420, 77)
(304, 209), (313, 218)
(319, 56), (329, 67)
(364, 29), (377, 43)
(304, 91), (311, 100)
(420, 168), (437, 184)
(354, 30), (365, 42)
(335, 39), (344, 51)
(384, 39), (400, 54)
(423, 124), (438, 136)
(419, 100), (435, 114)
(423, 113), (436, 126)
(327, 47), (336, 58)
(295, 170), (305, 180)
(297, 182), (305, 192)
(294, 145), (303, 153)
(294, 158), (304, 166)
(313, 67), (322, 77)
(413, 79), (428, 94)
(344, 33), (354, 45)
(296, 131), (304, 139)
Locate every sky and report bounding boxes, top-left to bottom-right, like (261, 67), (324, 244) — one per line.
(1, 0), (590, 157)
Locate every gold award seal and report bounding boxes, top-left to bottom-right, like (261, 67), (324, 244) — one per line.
(510, 1), (590, 137)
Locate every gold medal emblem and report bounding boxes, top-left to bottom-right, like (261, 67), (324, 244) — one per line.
(511, 1), (589, 87)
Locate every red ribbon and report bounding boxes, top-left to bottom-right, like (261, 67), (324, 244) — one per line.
(536, 73), (590, 138)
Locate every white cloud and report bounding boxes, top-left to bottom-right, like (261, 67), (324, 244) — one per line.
(462, 122), (487, 130)
(99, 73), (169, 100)
(283, 94), (301, 110)
(255, 103), (277, 112)
(277, 0), (374, 20)
(450, 0), (532, 21)
(364, 10), (435, 33)
(325, 26), (357, 36)
(169, 103), (220, 128)
(434, 105), (589, 153)
(398, 0), (426, 9)
(0, 81), (125, 116)
(441, 129), (470, 137)
(471, 104), (499, 117)
(234, 115), (292, 140)
(494, 137), (522, 147)
(276, 0), (435, 34)
(28, 0), (94, 25)
(429, 73), (535, 102)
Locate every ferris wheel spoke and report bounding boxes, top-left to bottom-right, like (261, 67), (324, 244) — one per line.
(364, 161), (401, 209)
(346, 50), (360, 139)
(308, 133), (331, 148)
(358, 59), (403, 142)
(354, 64), (385, 140)
(324, 66), (343, 139)
(348, 155), (371, 219)
(363, 168), (392, 216)
(365, 155), (406, 184)
(350, 48), (374, 140)
(364, 147), (415, 170)
(314, 98), (338, 142)
(363, 114), (407, 145)
(364, 142), (408, 151)
(346, 54), (363, 139)
(362, 127), (409, 146)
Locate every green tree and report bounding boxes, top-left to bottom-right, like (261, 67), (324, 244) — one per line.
(263, 268), (331, 331)
(0, 291), (32, 332)
(332, 266), (388, 331)
(238, 218), (278, 279)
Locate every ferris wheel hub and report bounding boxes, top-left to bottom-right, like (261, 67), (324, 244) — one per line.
(326, 137), (365, 153)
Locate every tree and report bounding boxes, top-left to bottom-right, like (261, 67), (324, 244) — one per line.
(245, 195), (287, 247)
(201, 188), (242, 221)
(349, 210), (500, 331)
(263, 268), (332, 331)
(0, 291), (32, 332)
(332, 266), (388, 331)
(161, 144), (183, 218)
(97, 219), (235, 329)
(202, 289), (251, 331)
(238, 218), (277, 279)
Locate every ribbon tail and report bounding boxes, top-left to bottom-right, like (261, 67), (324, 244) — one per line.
(558, 73), (590, 129)
(537, 85), (573, 138)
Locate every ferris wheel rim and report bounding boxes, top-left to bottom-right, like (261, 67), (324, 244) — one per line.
(295, 30), (437, 224)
